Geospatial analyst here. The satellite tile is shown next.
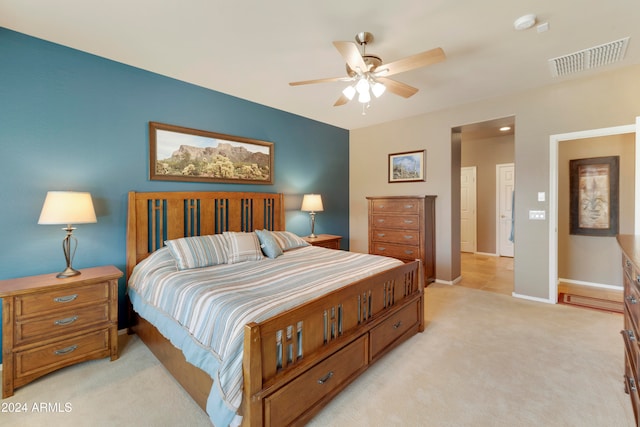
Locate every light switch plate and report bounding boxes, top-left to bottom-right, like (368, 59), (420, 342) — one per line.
(538, 192), (545, 202)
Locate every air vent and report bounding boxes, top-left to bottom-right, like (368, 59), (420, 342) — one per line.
(548, 37), (629, 77)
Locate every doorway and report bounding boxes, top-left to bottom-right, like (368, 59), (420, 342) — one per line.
(548, 118), (639, 302)
(457, 116), (515, 295)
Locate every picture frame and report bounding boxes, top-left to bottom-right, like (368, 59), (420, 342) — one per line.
(388, 150), (426, 183)
(149, 122), (274, 184)
(569, 156), (619, 236)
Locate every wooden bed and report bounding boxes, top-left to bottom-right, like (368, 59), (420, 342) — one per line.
(125, 191), (424, 427)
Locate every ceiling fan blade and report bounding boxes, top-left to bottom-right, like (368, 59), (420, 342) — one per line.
(334, 94), (350, 106)
(375, 47), (445, 77)
(333, 41), (368, 74)
(289, 76), (351, 86)
(376, 77), (419, 98)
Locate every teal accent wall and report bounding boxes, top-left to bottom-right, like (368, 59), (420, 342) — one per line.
(0, 28), (349, 363)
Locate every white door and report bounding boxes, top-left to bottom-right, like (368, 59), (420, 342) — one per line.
(497, 163), (515, 257)
(461, 166), (477, 253)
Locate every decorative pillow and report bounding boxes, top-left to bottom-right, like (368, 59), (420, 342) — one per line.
(271, 231), (309, 251)
(255, 229), (284, 259)
(223, 231), (264, 264)
(165, 234), (228, 270)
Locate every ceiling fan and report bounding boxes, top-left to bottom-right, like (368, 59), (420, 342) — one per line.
(289, 32), (446, 107)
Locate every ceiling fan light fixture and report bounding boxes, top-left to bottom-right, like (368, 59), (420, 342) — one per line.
(371, 82), (386, 98)
(358, 90), (371, 104)
(342, 85), (356, 100)
(355, 78), (370, 94)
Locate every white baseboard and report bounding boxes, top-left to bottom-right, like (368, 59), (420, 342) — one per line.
(475, 252), (498, 257)
(558, 278), (623, 290)
(512, 292), (554, 304)
(434, 275), (461, 286)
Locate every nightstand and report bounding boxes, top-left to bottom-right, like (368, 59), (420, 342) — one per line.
(0, 265), (122, 398)
(302, 234), (342, 249)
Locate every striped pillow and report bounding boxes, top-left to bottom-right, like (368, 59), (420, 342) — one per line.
(271, 231), (309, 251)
(165, 234), (228, 270)
(223, 232), (264, 264)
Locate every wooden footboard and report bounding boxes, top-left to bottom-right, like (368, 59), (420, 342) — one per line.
(242, 259), (423, 427)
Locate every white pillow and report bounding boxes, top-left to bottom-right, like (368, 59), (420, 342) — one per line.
(223, 231), (264, 264)
(271, 231), (310, 251)
(165, 234), (228, 270)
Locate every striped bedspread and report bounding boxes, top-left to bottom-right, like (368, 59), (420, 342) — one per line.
(128, 245), (402, 426)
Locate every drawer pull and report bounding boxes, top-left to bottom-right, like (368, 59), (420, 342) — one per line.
(627, 295), (638, 304)
(404, 250), (414, 255)
(631, 377), (638, 392)
(54, 294), (78, 303)
(627, 330), (636, 341)
(54, 315), (79, 326)
(377, 219), (385, 223)
(377, 233), (385, 237)
(637, 276), (640, 285)
(54, 345), (78, 356)
(403, 235), (413, 240)
(403, 220), (414, 224)
(404, 204), (414, 209)
(317, 371), (334, 385)
(377, 247), (386, 251)
(627, 259), (632, 267)
(393, 321), (403, 329)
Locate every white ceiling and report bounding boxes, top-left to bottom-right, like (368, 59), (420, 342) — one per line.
(2, 0), (639, 130)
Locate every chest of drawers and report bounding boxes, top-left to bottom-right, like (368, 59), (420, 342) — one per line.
(618, 235), (640, 424)
(368, 196), (436, 283)
(0, 265), (122, 398)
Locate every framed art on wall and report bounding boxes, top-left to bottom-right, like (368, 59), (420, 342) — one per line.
(149, 122), (274, 184)
(569, 156), (619, 236)
(388, 150), (426, 183)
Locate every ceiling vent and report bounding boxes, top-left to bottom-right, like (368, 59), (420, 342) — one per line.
(548, 37), (629, 77)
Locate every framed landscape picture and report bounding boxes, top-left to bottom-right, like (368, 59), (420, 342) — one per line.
(569, 156), (619, 236)
(149, 122), (274, 184)
(388, 150), (426, 183)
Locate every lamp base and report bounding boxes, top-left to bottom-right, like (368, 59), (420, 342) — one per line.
(308, 233), (318, 238)
(57, 266), (81, 279)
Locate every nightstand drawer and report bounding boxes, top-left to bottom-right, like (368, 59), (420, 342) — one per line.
(15, 303), (111, 345)
(15, 329), (110, 380)
(16, 282), (109, 317)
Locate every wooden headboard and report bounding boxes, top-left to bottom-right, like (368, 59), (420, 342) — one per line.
(125, 191), (285, 278)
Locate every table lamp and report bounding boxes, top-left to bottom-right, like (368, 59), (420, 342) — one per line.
(301, 194), (323, 238)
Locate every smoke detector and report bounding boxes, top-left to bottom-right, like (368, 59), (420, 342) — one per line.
(514, 14), (536, 31)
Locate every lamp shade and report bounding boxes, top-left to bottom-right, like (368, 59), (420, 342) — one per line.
(38, 191), (97, 225)
(301, 194), (323, 212)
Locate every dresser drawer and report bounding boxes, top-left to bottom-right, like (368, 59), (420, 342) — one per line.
(371, 214), (420, 230)
(371, 242), (420, 260)
(371, 199), (420, 214)
(15, 329), (110, 380)
(15, 303), (111, 346)
(371, 229), (420, 245)
(265, 335), (367, 427)
(16, 282), (110, 317)
(370, 300), (419, 359)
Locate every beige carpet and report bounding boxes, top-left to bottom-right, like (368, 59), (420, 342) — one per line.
(1, 284), (635, 426)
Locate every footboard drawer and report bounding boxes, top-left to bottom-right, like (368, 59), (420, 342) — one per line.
(370, 299), (419, 360)
(264, 335), (367, 427)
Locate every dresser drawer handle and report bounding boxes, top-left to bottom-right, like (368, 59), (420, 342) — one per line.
(54, 294), (78, 303)
(404, 250), (414, 255)
(377, 233), (386, 237)
(54, 315), (78, 326)
(393, 321), (403, 329)
(377, 247), (386, 251)
(627, 259), (632, 267)
(630, 377), (638, 392)
(54, 345), (78, 356)
(403, 235), (413, 240)
(404, 204), (414, 209)
(627, 330), (636, 341)
(377, 219), (385, 223)
(637, 276), (640, 285)
(317, 371), (334, 385)
(627, 295), (637, 304)
(403, 220), (414, 224)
